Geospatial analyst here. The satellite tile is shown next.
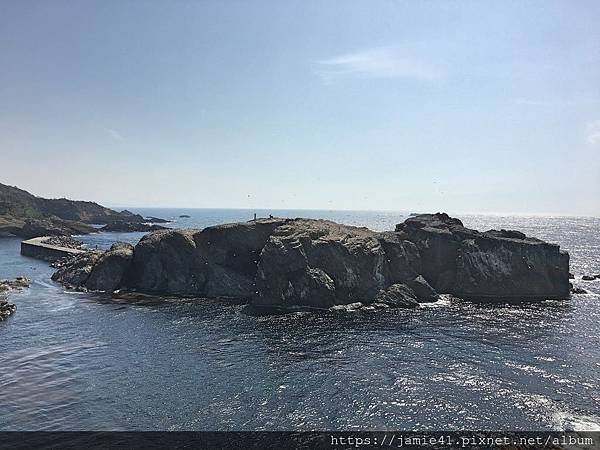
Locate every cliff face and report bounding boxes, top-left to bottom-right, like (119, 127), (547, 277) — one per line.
(254, 220), (422, 308)
(51, 214), (571, 310)
(396, 213), (570, 300)
(0, 182), (144, 238)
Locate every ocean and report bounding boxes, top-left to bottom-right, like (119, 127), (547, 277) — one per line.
(1, 209), (599, 431)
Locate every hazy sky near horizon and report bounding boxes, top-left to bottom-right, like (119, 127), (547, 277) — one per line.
(1, 1), (599, 215)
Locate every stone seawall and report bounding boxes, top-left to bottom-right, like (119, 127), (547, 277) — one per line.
(21, 237), (86, 262)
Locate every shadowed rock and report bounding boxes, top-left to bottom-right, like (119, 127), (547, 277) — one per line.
(51, 251), (104, 288)
(395, 213), (570, 301)
(405, 275), (439, 303)
(86, 243), (134, 291)
(126, 219), (288, 297)
(254, 219), (421, 309)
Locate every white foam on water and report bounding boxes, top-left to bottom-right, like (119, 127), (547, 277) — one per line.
(419, 295), (452, 308)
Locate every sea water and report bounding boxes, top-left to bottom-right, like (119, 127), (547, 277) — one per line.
(1, 209), (599, 430)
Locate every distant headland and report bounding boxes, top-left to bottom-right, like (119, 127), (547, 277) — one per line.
(0, 182), (168, 238)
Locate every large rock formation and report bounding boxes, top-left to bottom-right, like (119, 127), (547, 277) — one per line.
(126, 219), (287, 297)
(395, 213), (570, 300)
(85, 243), (135, 291)
(254, 220), (422, 309)
(50, 214), (571, 311)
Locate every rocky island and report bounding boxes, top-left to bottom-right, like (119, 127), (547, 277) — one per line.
(51, 213), (570, 312)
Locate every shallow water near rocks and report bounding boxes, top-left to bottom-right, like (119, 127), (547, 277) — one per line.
(1, 209), (599, 430)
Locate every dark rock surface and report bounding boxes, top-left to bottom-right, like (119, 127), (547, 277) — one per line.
(179, 214), (191, 218)
(51, 251), (104, 289)
(100, 222), (168, 232)
(254, 219), (421, 309)
(85, 243), (134, 291)
(0, 300), (16, 320)
(127, 219), (287, 297)
(404, 275), (439, 303)
(0, 277), (31, 320)
(50, 214), (571, 311)
(396, 213), (570, 301)
(582, 275), (597, 281)
(373, 283), (420, 308)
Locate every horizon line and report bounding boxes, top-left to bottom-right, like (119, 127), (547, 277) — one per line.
(105, 205), (600, 219)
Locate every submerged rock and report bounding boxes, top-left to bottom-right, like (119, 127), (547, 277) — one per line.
(571, 286), (588, 294)
(145, 216), (170, 224)
(50, 213), (571, 311)
(100, 222), (168, 232)
(0, 276), (31, 291)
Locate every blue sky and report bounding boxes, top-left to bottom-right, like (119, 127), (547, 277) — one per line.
(1, 1), (599, 215)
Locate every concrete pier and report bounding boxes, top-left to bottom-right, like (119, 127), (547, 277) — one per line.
(21, 237), (87, 262)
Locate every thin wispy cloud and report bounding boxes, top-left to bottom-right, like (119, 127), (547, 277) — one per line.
(314, 46), (442, 84)
(586, 120), (600, 145)
(104, 127), (124, 141)
(515, 98), (600, 106)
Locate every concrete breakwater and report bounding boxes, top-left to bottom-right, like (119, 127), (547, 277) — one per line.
(21, 236), (86, 262)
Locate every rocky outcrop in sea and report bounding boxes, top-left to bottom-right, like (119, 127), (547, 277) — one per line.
(50, 213), (570, 312)
(0, 277), (31, 320)
(100, 222), (168, 232)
